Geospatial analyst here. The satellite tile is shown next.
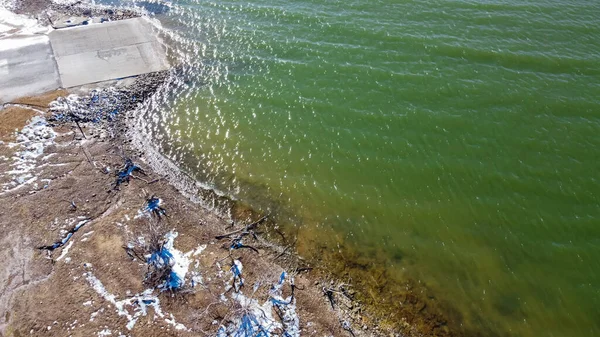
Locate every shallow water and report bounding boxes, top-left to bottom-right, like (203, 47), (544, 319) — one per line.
(127, 0), (600, 335)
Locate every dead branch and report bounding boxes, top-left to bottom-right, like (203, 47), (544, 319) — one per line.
(215, 214), (269, 240)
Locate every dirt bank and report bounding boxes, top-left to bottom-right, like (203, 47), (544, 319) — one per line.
(0, 72), (399, 337)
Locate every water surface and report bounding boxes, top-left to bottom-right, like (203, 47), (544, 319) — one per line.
(132, 0), (600, 335)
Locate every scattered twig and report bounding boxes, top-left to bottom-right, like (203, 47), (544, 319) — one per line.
(323, 287), (336, 309)
(74, 120), (86, 139)
(215, 214), (269, 240)
(147, 177), (163, 184)
(80, 145), (94, 167)
(342, 320), (357, 337)
(123, 245), (146, 262)
(131, 173), (151, 184)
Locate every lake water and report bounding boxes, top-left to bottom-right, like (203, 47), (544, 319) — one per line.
(128, 0), (600, 335)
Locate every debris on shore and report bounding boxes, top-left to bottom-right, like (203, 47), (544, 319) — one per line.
(145, 231), (192, 291)
(114, 157), (146, 189)
(0, 3), (415, 337)
(85, 268), (188, 331)
(38, 219), (89, 251)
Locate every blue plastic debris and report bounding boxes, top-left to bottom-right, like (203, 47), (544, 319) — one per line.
(279, 271), (286, 284)
(49, 89), (135, 125)
(229, 238), (259, 253)
(144, 196), (166, 217)
(270, 297), (292, 306)
(220, 270), (301, 337)
(114, 158), (145, 189)
(270, 272), (300, 336)
(145, 233), (188, 291)
(230, 260), (244, 292)
(233, 314), (270, 337)
(231, 240), (243, 250)
(147, 245), (182, 290)
(270, 272), (293, 306)
(166, 270), (183, 290)
(38, 219), (90, 251)
(148, 245), (173, 266)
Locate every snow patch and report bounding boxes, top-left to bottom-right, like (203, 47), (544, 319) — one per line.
(218, 271), (300, 336)
(56, 240), (73, 261)
(192, 244), (207, 256)
(85, 271), (189, 331)
(0, 7), (50, 37)
(97, 328), (112, 336)
(147, 231), (192, 290)
(1, 116), (56, 194)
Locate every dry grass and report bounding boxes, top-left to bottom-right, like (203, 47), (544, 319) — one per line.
(10, 89), (68, 108)
(0, 107), (38, 142)
(0, 89), (68, 142)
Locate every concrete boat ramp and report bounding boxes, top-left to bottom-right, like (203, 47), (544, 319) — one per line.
(0, 17), (169, 104)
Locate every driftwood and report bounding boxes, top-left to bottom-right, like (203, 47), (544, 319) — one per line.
(215, 214), (269, 240)
(123, 245), (146, 262)
(74, 120), (86, 139)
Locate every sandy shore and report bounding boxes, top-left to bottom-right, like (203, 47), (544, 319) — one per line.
(0, 2), (465, 337)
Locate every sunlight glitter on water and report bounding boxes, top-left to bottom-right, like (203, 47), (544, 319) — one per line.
(128, 0), (600, 335)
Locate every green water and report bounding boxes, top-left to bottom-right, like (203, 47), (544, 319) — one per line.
(141, 0), (600, 335)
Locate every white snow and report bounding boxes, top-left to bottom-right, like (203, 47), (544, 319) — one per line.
(81, 231), (94, 242)
(1, 116), (56, 194)
(192, 244), (207, 256)
(269, 273), (300, 337)
(56, 241), (73, 261)
(233, 259), (243, 274)
(0, 8), (50, 38)
(97, 328), (112, 336)
(161, 231), (192, 289)
(85, 271), (189, 331)
(134, 209), (149, 219)
(219, 271), (300, 337)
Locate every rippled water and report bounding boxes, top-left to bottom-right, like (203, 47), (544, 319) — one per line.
(124, 0), (600, 335)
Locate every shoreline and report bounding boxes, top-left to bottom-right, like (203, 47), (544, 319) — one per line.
(0, 81), (381, 336)
(0, 2), (471, 336)
(124, 74), (465, 336)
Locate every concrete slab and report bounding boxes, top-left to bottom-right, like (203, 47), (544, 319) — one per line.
(0, 35), (61, 104)
(51, 16), (100, 29)
(49, 18), (169, 88)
